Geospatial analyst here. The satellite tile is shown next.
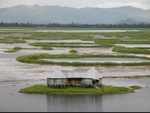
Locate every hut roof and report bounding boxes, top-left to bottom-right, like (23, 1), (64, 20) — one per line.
(48, 67), (102, 79)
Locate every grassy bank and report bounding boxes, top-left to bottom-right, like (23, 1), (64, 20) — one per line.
(113, 46), (150, 54)
(20, 85), (140, 95)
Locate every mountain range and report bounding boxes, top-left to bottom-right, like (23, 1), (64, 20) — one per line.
(0, 5), (150, 25)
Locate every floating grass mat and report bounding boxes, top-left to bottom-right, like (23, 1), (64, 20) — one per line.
(113, 46), (150, 54)
(0, 38), (26, 44)
(95, 38), (150, 47)
(5, 47), (22, 53)
(1, 30), (150, 45)
(20, 85), (141, 95)
(17, 53), (150, 66)
(30, 42), (102, 48)
(115, 44), (150, 49)
(95, 39), (119, 47)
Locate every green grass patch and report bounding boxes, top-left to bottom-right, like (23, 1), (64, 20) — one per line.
(95, 39), (119, 47)
(94, 31), (150, 47)
(30, 42), (101, 48)
(40, 47), (53, 50)
(20, 85), (140, 95)
(129, 86), (142, 90)
(113, 46), (150, 54)
(5, 47), (22, 53)
(69, 49), (78, 54)
(0, 38), (26, 44)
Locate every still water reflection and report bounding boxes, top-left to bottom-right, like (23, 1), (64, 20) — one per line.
(0, 78), (150, 112)
(46, 95), (103, 112)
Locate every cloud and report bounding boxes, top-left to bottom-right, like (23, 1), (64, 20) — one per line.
(0, 0), (150, 9)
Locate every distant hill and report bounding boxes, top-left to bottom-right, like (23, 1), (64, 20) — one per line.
(0, 5), (150, 25)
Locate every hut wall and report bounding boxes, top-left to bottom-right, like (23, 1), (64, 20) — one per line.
(55, 79), (63, 86)
(47, 79), (55, 87)
(47, 78), (102, 88)
(47, 78), (66, 87)
(66, 78), (81, 87)
(81, 79), (93, 87)
(97, 79), (102, 87)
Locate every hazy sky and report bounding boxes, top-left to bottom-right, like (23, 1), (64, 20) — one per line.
(0, 0), (150, 9)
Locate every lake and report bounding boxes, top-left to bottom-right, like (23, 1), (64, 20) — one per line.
(0, 78), (150, 112)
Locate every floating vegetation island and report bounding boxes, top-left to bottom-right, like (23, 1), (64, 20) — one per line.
(20, 85), (141, 95)
(5, 47), (23, 53)
(17, 53), (150, 66)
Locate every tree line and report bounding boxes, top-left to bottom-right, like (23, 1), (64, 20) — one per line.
(0, 22), (150, 28)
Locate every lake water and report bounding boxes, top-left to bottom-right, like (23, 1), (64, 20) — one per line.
(0, 78), (150, 112)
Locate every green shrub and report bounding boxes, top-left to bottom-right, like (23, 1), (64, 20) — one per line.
(69, 49), (78, 54)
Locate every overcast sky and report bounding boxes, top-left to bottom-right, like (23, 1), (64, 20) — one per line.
(0, 0), (150, 9)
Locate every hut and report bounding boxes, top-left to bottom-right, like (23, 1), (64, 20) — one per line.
(47, 67), (102, 88)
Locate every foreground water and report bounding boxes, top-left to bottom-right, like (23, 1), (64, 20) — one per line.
(0, 78), (150, 112)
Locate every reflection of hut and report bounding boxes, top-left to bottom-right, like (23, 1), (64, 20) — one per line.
(47, 67), (102, 88)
